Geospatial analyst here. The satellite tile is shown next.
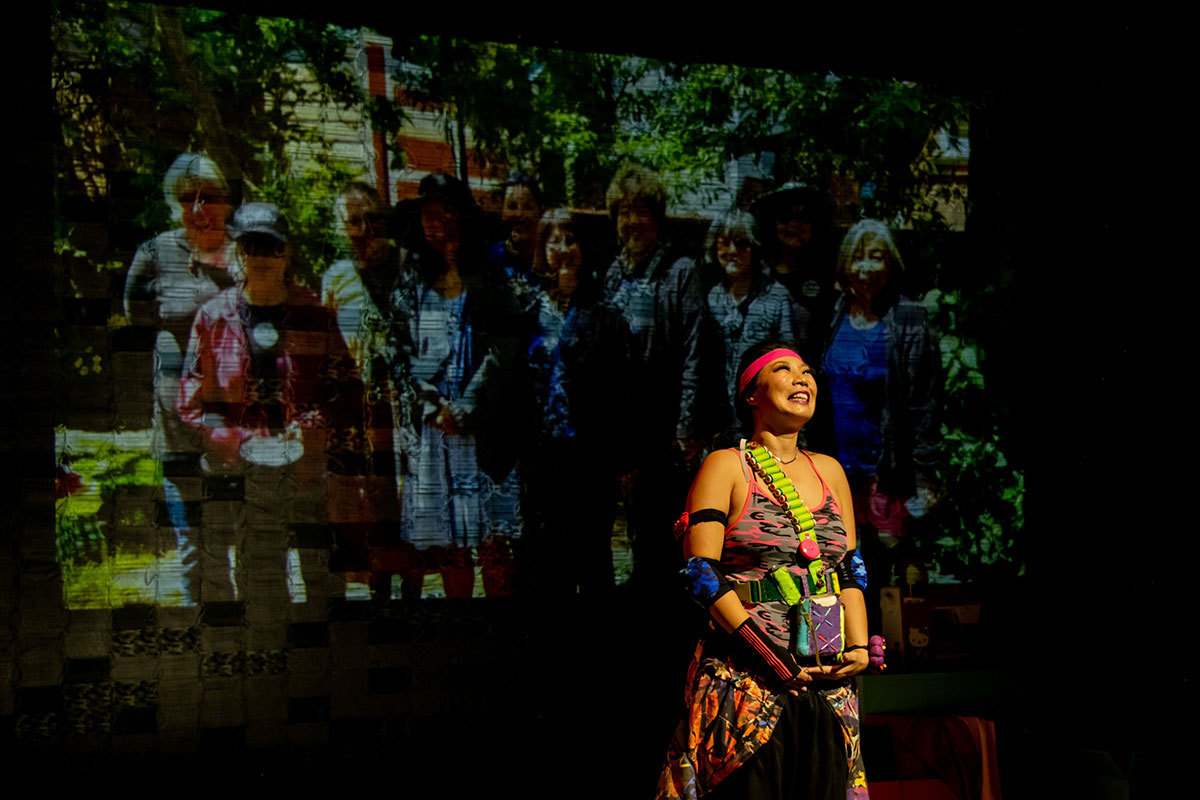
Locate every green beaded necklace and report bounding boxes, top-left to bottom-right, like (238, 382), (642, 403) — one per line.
(744, 441), (832, 594)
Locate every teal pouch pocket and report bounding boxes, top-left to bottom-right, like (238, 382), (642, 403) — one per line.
(795, 597), (815, 659)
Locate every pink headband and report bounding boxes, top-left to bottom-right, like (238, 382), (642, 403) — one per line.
(738, 348), (804, 394)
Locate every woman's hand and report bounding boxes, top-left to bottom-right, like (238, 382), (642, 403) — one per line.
(433, 400), (460, 435)
(783, 667), (814, 695)
(904, 486), (939, 519)
(804, 648), (870, 680)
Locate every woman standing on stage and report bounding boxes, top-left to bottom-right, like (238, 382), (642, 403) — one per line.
(657, 341), (873, 800)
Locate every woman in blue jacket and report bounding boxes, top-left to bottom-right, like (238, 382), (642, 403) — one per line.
(817, 220), (939, 591)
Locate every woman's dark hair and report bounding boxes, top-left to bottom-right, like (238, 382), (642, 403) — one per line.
(734, 339), (804, 430)
(750, 181), (833, 265)
(499, 172), (543, 208)
(405, 173), (487, 287)
(530, 208), (605, 307)
(416, 172), (474, 212)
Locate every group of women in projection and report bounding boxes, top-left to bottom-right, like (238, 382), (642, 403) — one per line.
(125, 153), (937, 617)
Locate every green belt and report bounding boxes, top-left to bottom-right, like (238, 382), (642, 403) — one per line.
(732, 568), (840, 605)
(732, 579), (786, 604)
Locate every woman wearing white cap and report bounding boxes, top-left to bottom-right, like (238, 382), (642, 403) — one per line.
(177, 202), (362, 606)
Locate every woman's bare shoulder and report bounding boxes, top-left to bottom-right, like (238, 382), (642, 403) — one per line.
(695, 448), (741, 478)
(805, 451), (849, 485)
(708, 447), (744, 466)
(688, 448), (745, 519)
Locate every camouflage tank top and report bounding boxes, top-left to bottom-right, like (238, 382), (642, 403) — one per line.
(721, 441), (850, 652)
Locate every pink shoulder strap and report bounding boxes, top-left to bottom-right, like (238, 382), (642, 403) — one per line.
(799, 451), (840, 516)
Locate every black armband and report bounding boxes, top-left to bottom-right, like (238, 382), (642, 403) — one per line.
(681, 556), (733, 608)
(835, 549), (868, 593)
(673, 508), (729, 538)
(733, 617), (802, 683)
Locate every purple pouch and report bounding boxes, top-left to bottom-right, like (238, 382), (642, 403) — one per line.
(795, 593), (844, 663)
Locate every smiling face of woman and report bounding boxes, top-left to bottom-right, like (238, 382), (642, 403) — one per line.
(237, 234), (289, 291)
(179, 182), (232, 252)
(502, 185), (542, 255)
(746, 355), (817, 428)
(616, 199), (660, 263)
(420, 198), (461, 255)
(845, 234), (889, 302)
(715, 232), (753, 278)
(542, 223), (582, 287)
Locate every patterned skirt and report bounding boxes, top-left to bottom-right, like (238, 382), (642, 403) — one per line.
(655, 639), (868, 799)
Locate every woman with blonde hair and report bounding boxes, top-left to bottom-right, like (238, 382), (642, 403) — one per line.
(124, 152), (237, 604)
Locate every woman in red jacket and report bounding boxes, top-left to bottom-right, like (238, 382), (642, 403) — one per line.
(178, 203), (362, 607)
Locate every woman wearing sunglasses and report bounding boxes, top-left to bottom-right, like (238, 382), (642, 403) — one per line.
(123, 152), (237, 604)
(177, 202), (362, 606)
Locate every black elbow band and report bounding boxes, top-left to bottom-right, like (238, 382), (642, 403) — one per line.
(681, 556), (733, 608)
(733, 618), (801, 683)
(673, 508), (729, 538)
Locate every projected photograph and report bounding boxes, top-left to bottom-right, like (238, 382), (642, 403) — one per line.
(52, 1), (1017, 613)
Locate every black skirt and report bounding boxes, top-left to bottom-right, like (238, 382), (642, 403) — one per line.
(705, 686), (848, 800)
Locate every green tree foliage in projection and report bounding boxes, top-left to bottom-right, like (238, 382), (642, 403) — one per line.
(918, 285), (1026, 581)
(53, 0), (366, 286)
(379, 36), (968, 225)
(376, 34), (628, 209)
(609, 62), (970, 222)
